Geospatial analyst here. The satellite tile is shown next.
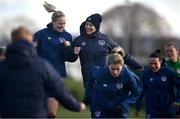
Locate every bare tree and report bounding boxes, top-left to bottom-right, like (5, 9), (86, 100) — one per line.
(101, 3), (171, 57)
(0, 16), (38, 46)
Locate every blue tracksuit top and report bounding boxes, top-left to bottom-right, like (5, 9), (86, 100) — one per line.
(0, 40), (81, 118)
(73, 23), (143, 86)
(136, 65), (180, 115)
(34, 23), (77, 78)
(84, 66), (142, 118)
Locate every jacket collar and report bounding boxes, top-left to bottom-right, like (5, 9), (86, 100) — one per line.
(47, 23), (66, 35)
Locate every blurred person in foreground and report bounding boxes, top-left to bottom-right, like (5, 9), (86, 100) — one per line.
(0, 26), (86, 118)
(33, 2), (79, 117)
(165, 42), (180, 117)
(84, 52), (141, 118)
(0, 47), (6, 62)
(135, 50), (180, 118)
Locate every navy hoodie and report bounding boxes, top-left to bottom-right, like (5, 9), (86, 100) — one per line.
(34, 23), (77, 78)
(73, 22), (143, 87)
(84, 66), (142, 118)
(0, 40), (81, 118)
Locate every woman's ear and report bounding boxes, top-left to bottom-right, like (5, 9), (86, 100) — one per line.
(161, 58), (166, 65)
(177, 48), (179, 54)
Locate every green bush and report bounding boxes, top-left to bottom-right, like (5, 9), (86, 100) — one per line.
(64, 77), (84, 101)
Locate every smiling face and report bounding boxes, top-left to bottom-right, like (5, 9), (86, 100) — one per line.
(165, 45), (179, 62)
(108, 63), (123, 77)
(84, 21), (96, 35)
(52, 16), (66, 32)
(149, 57), (162, 72)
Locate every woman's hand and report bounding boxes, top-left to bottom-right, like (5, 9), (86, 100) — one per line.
(32, 41), (38, 48)
(74, 47), (81, 54)
(64, 40), (71, 47)
(80, 102), (86, 111)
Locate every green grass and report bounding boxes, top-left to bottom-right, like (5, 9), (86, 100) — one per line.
(58, 79), (146, 118)
(56, 106), (145, 118)
(57, 107), (91, 118)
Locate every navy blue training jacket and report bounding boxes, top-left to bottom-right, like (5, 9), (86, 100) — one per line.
(34, 23), (77, 78)
(73, 22), (143, 87)
(0, 40), (81, 118)
(84, 66), (142, 118)
(136, 65), (180, 116)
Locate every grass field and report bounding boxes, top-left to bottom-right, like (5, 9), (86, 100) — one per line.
(56, 106), (145, 118)
(58, 79), (146, 118)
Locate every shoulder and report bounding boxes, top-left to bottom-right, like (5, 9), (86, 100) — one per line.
(91, 66), (107, 79)
(142, 68), (151, 74)
(161, 65), (176, 74)
(63, 30), (72, 38)
(38, 58), (52, 68)
(64, 30), (72, 36)
(124, 67), (138, 77)
(34, 28), (48, 36)
(140, 68), (152, 79)
(98, 32), (116, 45)
(98, 32), (109, 39)
(35, 58), (61, 79)
(31, 58), (51, 72)
(73, 35), (84, 43)
(122, 67), (139, 81)
(177, 60), (180, 65)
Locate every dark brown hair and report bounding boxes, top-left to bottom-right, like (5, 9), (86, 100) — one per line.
(11, 26), (25, 42)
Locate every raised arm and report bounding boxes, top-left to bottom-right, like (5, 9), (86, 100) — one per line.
(43, 60), (85, 111)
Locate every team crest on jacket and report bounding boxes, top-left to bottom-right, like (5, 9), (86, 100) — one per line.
(103, 83), (108, 87)
(98, 40), (105, 46)
(81, 42), (86, 46)
(95, 111), (101, 117)
(116, 83), (123, 89)
(150, 78), (154, 82)
(161, 76), (167, 82)
(47, 37), (52, 40)
(59, 38), (65, 43)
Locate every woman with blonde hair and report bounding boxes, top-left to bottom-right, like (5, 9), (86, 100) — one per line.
(33, 2), (78, 118)
(84, 53), (141, 118)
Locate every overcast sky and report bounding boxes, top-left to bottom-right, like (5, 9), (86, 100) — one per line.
(1, 0), (180, 37)
(0, 0), (179, 79)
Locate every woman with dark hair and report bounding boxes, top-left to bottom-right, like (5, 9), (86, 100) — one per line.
(73, 13), (143, 87)
(135, 50), (180, 118)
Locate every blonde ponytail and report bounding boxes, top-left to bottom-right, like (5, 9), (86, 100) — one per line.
(43, 1), (56, 13)
(43, 1), (65, 22)
(111, 47), (125, 57)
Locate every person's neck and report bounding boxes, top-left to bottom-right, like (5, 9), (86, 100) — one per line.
(171, 57), (178, 62)
(86, 31), (99, 38)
